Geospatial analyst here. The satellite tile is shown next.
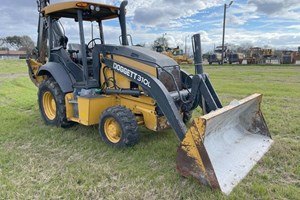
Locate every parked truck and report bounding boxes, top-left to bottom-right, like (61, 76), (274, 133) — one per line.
(228, 52), (244, 64)
(208, 46), (226, 64)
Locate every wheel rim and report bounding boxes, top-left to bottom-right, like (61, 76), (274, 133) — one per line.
(104, 117), (121, 143)
(42, 91), (56, 120)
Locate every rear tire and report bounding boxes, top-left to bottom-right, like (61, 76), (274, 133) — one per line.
(38, 77), (72, 127)
(99, 106), (139, 147)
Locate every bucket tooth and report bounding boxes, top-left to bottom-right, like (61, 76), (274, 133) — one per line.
(176, 93), (273, 195)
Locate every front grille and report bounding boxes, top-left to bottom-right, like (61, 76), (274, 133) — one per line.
(158, 66), (182, 92)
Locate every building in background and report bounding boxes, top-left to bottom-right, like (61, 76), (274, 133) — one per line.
(0, 50), (27, 60)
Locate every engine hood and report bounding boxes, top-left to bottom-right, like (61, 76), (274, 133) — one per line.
(103, 45), (178, 67)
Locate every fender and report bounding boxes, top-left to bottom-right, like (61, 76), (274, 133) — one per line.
(37, 62), (74, 93)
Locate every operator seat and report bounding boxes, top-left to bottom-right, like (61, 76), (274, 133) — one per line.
(68, 43), (82, 63)
(59, 36), (68, 49)
(68, 43), (93, 64)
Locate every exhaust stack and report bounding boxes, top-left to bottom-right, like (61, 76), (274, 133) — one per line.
(192, 34), (204, 74)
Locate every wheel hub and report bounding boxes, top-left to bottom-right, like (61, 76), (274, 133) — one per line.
(42, 91), (56, 120)
(104, 118), (121, 143)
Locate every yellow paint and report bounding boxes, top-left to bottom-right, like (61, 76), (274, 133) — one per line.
(42, 91), (56, 120)
(104, 117), (121, 143)
(120, 95), (155, 106)
(112, 55), (157, 76)
(66, 93), (164, 131)
(135, 105), (157, 131)
(100, 58), (157, 92)
(65, 93), (74, 120)
(159, 47), (192, 64)
(98, 54), (162, 131)
(77, 95), (116, 125)
(119, 96), (158, 131)
(65, 94), (116, 125)
(28, 58), (44, 85)
(43, 1), (119, 20)
(100, 64), (133, 90)
(180, 118), (207, 173)
(64, 49), (171, 132)
(157, 115), (170, 130)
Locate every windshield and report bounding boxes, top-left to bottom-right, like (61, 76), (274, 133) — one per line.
(57, 17), (123, 48)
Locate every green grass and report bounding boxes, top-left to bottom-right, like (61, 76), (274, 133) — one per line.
(0, 60), (28, 74)
(0, 60), (299, 199)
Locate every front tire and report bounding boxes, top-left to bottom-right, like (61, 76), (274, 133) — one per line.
(99, 106), (139, 147)
(38, 77), (72, 127)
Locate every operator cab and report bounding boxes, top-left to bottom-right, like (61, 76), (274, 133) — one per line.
(42, 1), (128, 88)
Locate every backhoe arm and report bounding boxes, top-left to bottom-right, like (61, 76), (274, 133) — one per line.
(36, 0), (50, 63)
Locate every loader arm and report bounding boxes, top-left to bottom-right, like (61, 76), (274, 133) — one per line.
(184, 73), (222, 113)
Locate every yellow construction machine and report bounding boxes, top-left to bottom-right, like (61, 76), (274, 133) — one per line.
(170, 47), (193, 64)
(155, 45), (193, 64)
(27, 0), (273, 194)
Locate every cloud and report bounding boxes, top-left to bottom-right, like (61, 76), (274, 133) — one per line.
(248, 0), (300, 18)
(220, 27), (300, 49)
(286, 25), (300, 30)
(1, 0), (300, 53)
(133, 8), (175, 26)
(227, 14), (259, 26)
(132, 0), (223, 27)
(0, 0), (122, 40)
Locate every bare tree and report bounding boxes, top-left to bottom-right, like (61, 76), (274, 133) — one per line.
(5, 36), (22, 48)
(237, 43), (253, 55)
(19, 35), (35, 53)
(152, 36), (169, 50)
(0, 38), (6, 47)
(2, 35), (35, 54)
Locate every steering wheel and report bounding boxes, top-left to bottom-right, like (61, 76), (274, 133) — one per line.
(87, 38), (101, 50)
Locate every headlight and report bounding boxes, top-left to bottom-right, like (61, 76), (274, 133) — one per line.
(89, 5), (95, 10)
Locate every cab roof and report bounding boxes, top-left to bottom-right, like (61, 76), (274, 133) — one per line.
(42, 1), (120, 21)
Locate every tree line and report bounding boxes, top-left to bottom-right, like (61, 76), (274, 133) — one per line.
(0, 35), (35, 54)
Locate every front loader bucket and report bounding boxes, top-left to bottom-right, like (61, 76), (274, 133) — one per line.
(176, 93), (273, 195)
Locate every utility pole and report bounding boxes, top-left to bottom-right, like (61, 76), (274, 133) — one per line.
(185, 35), (189, 55)
(221, 1), (233, 65)
(162, 33), (167, 49)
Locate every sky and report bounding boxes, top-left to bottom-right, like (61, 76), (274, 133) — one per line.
(1, 0), (300, 53)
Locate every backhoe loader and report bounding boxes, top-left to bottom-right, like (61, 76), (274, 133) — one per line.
(27, 0), (273, 195)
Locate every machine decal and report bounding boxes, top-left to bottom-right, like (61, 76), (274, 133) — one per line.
(113, 62), (151, 88)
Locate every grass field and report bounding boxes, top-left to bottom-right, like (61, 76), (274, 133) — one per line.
(0, 60), (299, 199)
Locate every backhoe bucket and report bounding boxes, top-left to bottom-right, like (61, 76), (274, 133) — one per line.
(176, 93), (273, 195)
